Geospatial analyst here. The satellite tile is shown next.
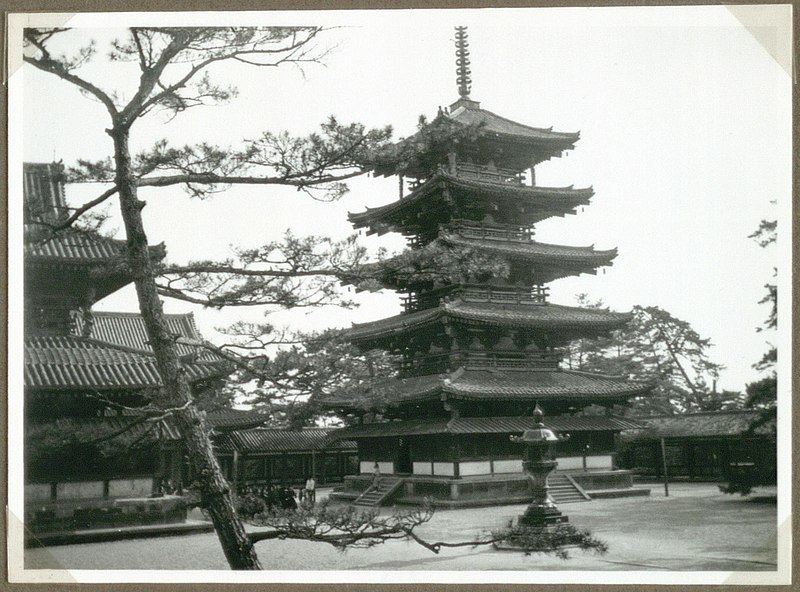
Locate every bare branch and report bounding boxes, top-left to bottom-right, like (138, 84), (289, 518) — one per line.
(23, 29), (118, 118)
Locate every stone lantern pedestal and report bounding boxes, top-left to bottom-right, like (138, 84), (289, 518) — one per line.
(495, 405), (571, 552)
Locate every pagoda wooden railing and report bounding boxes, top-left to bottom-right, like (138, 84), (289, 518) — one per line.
(397, 352), (451, 376)
(450, 221), (533, 242)
(460, 284), (548, 305)
(397, 349), (563, 375)
(463, 350), (562, 371)
(400, 284), (549, 312)
(451, 162), (526, 186)
(398, 161), (527, 199)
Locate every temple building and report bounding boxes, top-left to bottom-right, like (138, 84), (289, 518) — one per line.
(23, 162), (232, 532)
(326, 28), (651, 507)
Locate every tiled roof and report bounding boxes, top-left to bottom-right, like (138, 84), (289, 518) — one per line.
(449, 105), (580, 146)
(206, 409), (269, 431)
(25, 226), (128, 263)
(349, 171), (593, 229)
(627, 410), (774, 440)
(444, 235), (618, 264)
(346, 301), (631, 342)
(24, 334), (231, 390)
(323, 368), (651, 407)
(362, 237), (617, 291)
(73, 311), (223, 362)
(27, 415), (182, 448)
(216, 427), (357, 454)
(330, 414), (646, 440)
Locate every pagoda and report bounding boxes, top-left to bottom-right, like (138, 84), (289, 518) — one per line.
(22, 162), (232, 531)
(326, 28), (650, 507)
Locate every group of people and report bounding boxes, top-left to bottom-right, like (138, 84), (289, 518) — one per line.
(239, 476), (316, 512)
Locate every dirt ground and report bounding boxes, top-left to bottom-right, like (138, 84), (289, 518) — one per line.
(24, 483), (779, 576)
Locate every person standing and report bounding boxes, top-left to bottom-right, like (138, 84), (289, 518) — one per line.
(371, 462), (381, 491)
(304, 475), (316, 505)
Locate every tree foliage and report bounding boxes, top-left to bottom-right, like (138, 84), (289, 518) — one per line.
(566, 296), (738, 414)
(246, 500), (608, 559)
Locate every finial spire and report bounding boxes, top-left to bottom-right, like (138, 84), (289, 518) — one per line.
(454, 26), (472, 99)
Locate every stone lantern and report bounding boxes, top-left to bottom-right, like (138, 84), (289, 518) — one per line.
(510, 404), (569, 527)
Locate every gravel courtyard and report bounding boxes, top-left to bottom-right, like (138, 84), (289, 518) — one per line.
(25, 483), (778, 572)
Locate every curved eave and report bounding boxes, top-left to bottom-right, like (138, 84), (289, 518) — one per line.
(445, 235), (618, 267)
(448, 106), (580, 150)
(370, 107), (580, 178)
(330, 415), (649, 440)
(322, 369), (653, 411)
(346, 307), (444, 343)
(444, 301), (632, 330)
(349, 173), (593, 231)
(344, 301), (632, 345)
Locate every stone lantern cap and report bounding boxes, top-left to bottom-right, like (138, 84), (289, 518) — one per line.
(512, 403), (560, 443)
(516, 426), (560, 443)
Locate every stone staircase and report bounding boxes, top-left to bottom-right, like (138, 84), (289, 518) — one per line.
(353, 477), (404, 507)
(548, 473), (591, 504)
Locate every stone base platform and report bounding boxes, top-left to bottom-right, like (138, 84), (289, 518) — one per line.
(330, 470), (645, 508)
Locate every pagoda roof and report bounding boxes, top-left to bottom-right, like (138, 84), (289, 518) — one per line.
(448, 103), (579, 147)
(25, 227), (167, 304)
(444, 234), (617, 265)
(25, 226), (166, 266)
(372, 104), (580, 177)
(361, 236), (618, 290)
(24, 334), (231, 391)
(73, 311), (223, 362)
(24, 226), (128, 263)
(323, 368), (651, 408)
(346, 300), (631, 343)
(215, 427), (357, 454)
(329, 414), (647, 440)
(349, 171), (593, 232)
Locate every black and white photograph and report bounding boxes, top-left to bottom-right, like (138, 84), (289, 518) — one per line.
(6, 5), (791, 585)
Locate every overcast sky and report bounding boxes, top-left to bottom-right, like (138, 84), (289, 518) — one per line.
(19, 6), (790, 393)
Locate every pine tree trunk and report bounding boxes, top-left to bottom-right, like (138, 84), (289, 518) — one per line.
(110, 127), (262, 570)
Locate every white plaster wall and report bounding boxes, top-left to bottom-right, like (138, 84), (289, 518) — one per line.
(493, 459), (524, 474)
(412, 462), (433, 475)
(361, 461), (395, 474)
(25, 483), (51, 502)
(556, 455), (613, 471)
(56, 481), (103, 500)
(432, 462), (455, 476)
(458, 461), (492, 476)
(586, 454), (613, 469)
(108, 478), (152, 499)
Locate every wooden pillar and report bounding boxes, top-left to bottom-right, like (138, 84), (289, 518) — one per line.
(660, 438), (670, 497)
(452, 435), (461, 478)
(448, 151), (457, 174)
(231, 450), (240, 490)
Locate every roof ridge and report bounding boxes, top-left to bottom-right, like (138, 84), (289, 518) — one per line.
(91, 310), (196, 320)
(446, 233), (615, 254)
(633, 409), (761, 419)
(464, 106), (580, 138)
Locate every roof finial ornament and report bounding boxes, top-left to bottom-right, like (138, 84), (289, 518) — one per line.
(455, 26), (472, 99)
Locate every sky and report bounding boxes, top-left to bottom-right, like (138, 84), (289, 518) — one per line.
(18, 6), (791, 393)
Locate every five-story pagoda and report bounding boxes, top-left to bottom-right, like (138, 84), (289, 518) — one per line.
(327, 28), (650, 507)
